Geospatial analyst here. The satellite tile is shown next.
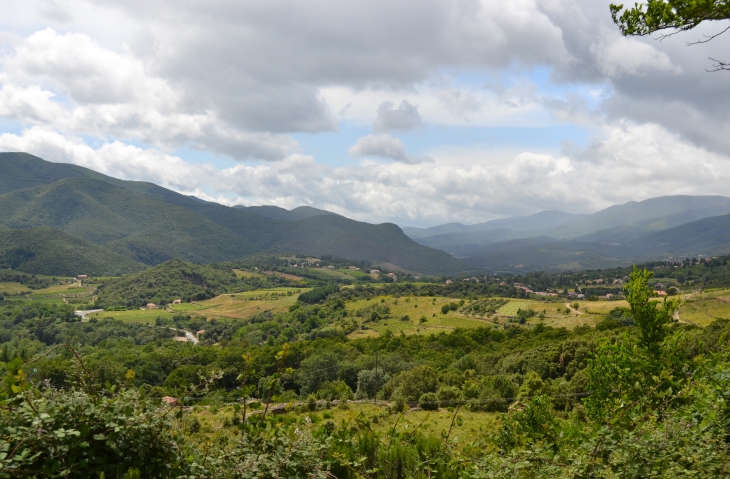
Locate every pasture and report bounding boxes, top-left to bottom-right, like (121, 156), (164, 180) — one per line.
(677, 289), (730, 326)
(346, 295), (493, 338)
(188, 402), (499, 444)
(0, 282), (29, 295)
(87, 309), (176, 324)
(190, 290), (302, 320)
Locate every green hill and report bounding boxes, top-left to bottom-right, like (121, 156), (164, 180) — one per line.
(95, 259), (240, 308)
(261, 214), (466, 274)
(635, 213), (730, 256)
(0, 177), (258, 265)
(0, 153), (464, 274)
(0, 227), (144, 276)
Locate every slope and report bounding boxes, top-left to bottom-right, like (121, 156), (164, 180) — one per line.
(234, 205), (333, 222)
(261, 214), (467, 274)
(464, 237), (635, 273)
(414, 228), (522, 256)
(403, 211), (585, 240)
(0, 153), (467, 274)
(541, 195), (730, 240)
(0, 227), (144, 276)
(0, 177), (259, 265)
(634, 213), (730, 256)
(95, 259), (240, 308)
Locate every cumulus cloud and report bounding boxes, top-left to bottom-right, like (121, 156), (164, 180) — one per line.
(3, 119), (730, 226)
(0, 0), (729, 227)
(348, 134), (433, 164)
(0, 28), (299, 160)
(372, 101), (424, 132)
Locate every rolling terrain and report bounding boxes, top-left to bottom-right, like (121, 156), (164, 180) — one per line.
(409, 196), (730, 272)
(0, 152), (464, 275)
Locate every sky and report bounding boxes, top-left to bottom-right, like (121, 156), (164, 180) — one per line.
(0, 0), (729, 227)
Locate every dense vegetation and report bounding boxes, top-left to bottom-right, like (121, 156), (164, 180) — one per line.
(0, 269), (57, 290)
(95, 260), (299, 309)
(2, 264), (730, 477)
(0, 153), (464, 275)
(0, 227), (143, 276)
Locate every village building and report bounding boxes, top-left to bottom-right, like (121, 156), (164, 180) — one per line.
(146, 303), (158, 310)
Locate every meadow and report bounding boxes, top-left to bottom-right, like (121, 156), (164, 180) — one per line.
(0, 282), (29, 295)
(187, 401), (499, 444)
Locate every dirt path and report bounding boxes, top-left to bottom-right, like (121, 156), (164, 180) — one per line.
(565, 302), (582, 314)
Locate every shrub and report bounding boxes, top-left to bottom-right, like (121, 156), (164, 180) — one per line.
(436, 385), (462, 407)
(0, 387), (178, 478)
(419, 392), (439, 410)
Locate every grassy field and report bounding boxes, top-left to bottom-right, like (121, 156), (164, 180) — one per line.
(24, 283), (95, 306)
(189, 402), (499, 444)
(303, 268), (359, 280)
(678, 289), (730, 326)
(232, 269), (266, 279)
(88, 288), (309, 323)
(179, 289), (307, 320)
(88, 309), (176, 323)
(496, 300), (534, 316)
(346, 296), (492, 339)
(0, 282), (29, 294)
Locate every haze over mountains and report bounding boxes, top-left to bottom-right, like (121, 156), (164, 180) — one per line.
(405, 196), (730, 272)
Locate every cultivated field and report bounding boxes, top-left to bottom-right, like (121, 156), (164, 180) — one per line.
(184, 289), (304, 320)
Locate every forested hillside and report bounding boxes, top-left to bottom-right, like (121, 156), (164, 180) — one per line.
(0, 153), (464, 274)
(0, 227), (143, 276)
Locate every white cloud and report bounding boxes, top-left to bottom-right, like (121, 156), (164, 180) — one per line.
(0, 0), (729, 228)
(590, 32), (682, 78)
(348, 134), (433, 164)
(373, 101), (424, 132)
(4, 120), (730, 227)
(0, 28), (299, 160)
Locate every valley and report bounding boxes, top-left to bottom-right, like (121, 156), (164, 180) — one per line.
(3, 153), (730, 478)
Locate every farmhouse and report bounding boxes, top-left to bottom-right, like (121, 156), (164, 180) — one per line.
(77, 274), (88, 280)
(173, 299), (182, 304)
(146, 303), (158, 310)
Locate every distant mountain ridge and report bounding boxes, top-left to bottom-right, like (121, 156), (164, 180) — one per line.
(0, 152), (464, 275)
(407, 195), (730, 272)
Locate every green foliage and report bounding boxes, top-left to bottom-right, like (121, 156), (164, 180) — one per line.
(623, 266), (680, 354)
(298, 284), (340, 304)
(496, 395), (558, 452)
(0, 386), (177, 478)
(611, 0), (730, 37)
(316, 380), (354, 401)
(95, 260), (242, 308)
(418, 392), (439, 410)
(0, 227), (143, 277)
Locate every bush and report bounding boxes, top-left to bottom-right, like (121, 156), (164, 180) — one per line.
(436, 385), (462, 407)
(419, 392), (439, 410)
(316, 380), (354, 401)
(0, 387), (178, 478)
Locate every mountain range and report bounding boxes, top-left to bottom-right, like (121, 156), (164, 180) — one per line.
(0, 152), (464, 276)
(4, 151), (730, 276)
(405, 196), (730, 272)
